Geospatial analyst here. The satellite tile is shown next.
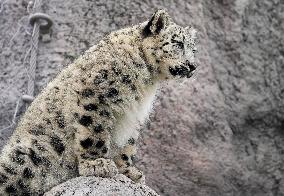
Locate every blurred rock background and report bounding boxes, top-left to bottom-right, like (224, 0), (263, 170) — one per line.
(0, 0), (284, 195)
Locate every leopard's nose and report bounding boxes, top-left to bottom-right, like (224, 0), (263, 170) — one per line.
(186, 60), (196, 71)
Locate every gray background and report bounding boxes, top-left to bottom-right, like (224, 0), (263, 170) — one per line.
(1, 0), (284, 195)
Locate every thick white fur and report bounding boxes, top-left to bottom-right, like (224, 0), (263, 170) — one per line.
(113, 84), (158, 146)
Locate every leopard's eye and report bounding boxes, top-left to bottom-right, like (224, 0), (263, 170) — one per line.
(176, 42), (184, 50)
(171, 37), (184, 50)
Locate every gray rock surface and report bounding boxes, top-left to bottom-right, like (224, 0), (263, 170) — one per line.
(0, 0), (284, 196)
(44, 174), (159, 196)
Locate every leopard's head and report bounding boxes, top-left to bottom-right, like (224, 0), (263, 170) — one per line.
(141, 9), (197, 80)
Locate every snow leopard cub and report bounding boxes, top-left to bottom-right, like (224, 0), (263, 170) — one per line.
(0, 9), (197, 195)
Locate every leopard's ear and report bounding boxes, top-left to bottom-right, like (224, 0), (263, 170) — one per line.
(143, 9), (171, 37)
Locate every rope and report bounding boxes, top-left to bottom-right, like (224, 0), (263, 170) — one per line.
(0, 0), (53, 133)
(25, 0), (41, 101)
(23, 0), (53, 103)
(27, 15), (39, 98)
(0, 98), (21, 133)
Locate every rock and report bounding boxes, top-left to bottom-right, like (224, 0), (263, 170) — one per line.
(138, 1), (284, 196)
(44, 174), (159, 196)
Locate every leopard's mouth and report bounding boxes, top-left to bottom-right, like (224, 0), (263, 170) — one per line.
(187, 61), (196, 72)
(169, 61), (196, 78)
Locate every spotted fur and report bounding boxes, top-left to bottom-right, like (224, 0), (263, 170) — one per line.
(0, 9), (197, 195)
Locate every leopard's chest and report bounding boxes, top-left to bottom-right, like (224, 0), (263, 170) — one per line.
(113, 84), (158, 147)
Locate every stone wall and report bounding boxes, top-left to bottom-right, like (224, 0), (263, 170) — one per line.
(0, 0), (283, 195)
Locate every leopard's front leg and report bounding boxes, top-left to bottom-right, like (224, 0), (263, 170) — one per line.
(114, 140), (145, 183)
(74, 126), (118, 178)
(78, 158), (118, 178)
